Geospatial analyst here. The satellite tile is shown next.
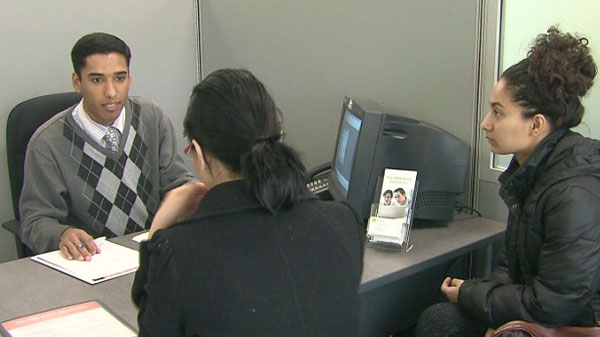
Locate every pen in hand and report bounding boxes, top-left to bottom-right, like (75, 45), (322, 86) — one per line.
(74, 237), (105, 261)
(59, 228), (104, 261)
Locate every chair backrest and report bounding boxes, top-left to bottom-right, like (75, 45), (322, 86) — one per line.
(6, 92), (82, 219)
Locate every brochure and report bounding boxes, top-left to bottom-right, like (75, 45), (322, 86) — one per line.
(0, 300), (136, 337)
(367, 168), (418, 250)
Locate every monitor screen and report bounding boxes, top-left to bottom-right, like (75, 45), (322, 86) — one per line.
(327, 96), (470, 224)
(332, 109), (361, 194)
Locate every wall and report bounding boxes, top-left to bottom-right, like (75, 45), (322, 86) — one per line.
(0, 1), (199, 262)
(200, 0), (482, 171)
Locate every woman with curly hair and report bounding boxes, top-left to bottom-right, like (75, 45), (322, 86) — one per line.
(415, 27), (600, 337)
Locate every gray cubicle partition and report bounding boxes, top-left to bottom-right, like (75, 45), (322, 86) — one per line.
(199, 0), (483, 177)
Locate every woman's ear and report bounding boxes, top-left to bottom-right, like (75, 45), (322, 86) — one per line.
(192, 140), (215, 166)
(191, 140), (205, 162)
(191, 140), (201, 155)
(530, 113), (549, 136)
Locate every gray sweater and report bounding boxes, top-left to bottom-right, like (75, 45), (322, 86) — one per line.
(19, 96), (192, 253)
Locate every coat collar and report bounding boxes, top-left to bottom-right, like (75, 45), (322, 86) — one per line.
(498, 129), (567, 200)
(185, 179), (318, 222)
(498, 129), (600, 203)
(192, 180), (263, 220)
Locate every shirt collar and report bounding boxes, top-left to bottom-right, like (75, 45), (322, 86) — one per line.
(72, 98), (126, 145)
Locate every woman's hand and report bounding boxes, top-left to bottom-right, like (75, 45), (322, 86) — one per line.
(441, 276), (464, 303)
(148, 181), (208, 239)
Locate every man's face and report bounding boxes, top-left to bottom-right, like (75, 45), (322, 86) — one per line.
(394, 192), (406, 204)
(72, 52), (131, 126)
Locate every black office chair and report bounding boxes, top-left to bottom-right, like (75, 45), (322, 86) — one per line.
(2, 92), (82, 258)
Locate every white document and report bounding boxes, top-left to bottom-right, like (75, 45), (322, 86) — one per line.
(367, 217), (407, 241)
(30, 238), (139, 285)
(132, 231), (149, 243)
(1, 300), (136, 337)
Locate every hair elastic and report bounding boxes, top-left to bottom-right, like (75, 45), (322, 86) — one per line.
(255, 134), (281, 144)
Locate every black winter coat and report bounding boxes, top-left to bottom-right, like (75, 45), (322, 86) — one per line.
(132, 180), (365, 337)
(459, 129), (600, 328)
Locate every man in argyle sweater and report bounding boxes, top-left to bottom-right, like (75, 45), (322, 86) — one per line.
(19, 32), (192, 260)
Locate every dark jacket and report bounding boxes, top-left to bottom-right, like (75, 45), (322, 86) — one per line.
(459, 130), (600, 328)
(132, 180), (365, 337)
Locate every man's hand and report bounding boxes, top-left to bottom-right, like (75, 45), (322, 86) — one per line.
(59, 228), (100, 261)
(441, 276), (464, 303)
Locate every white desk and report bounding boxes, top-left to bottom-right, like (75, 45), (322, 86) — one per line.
(0, 214), (505, 336)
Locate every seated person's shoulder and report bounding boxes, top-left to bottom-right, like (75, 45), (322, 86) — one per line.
(28, 111), (72, 146)
(311, 199), (363, 224)
(128, 96), (166, 116)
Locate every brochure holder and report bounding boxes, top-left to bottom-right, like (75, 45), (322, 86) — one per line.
(366, 168), (418, 251)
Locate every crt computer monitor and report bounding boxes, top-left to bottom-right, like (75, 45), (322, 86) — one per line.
(328, 96), (470, 224)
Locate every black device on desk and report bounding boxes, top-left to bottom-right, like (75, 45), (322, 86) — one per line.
(306, 162), (332, 200)
(308, 96), (470, 224)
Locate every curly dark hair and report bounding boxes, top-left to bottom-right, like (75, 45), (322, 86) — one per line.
(501, 26), (597, 129)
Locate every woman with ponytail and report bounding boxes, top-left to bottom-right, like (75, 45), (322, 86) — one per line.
(132, 68), (365, 337)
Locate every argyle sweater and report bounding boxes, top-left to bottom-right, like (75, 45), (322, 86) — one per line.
(19, 96), (192, 253)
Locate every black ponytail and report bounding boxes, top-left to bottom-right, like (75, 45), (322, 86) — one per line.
(184, 69), (309, 214)
(241, 139), (307, 213)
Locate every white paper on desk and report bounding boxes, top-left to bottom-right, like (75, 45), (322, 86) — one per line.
(132, 231), (149, 242)
(30, 238), (139, 285)
(1, 300), (136, 337)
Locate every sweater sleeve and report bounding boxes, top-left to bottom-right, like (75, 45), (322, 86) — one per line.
(458, 182), (600, 328)
(155, 105), (193, 197)
(132, 231), (185, 336)
(19, 136), (72, 253)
